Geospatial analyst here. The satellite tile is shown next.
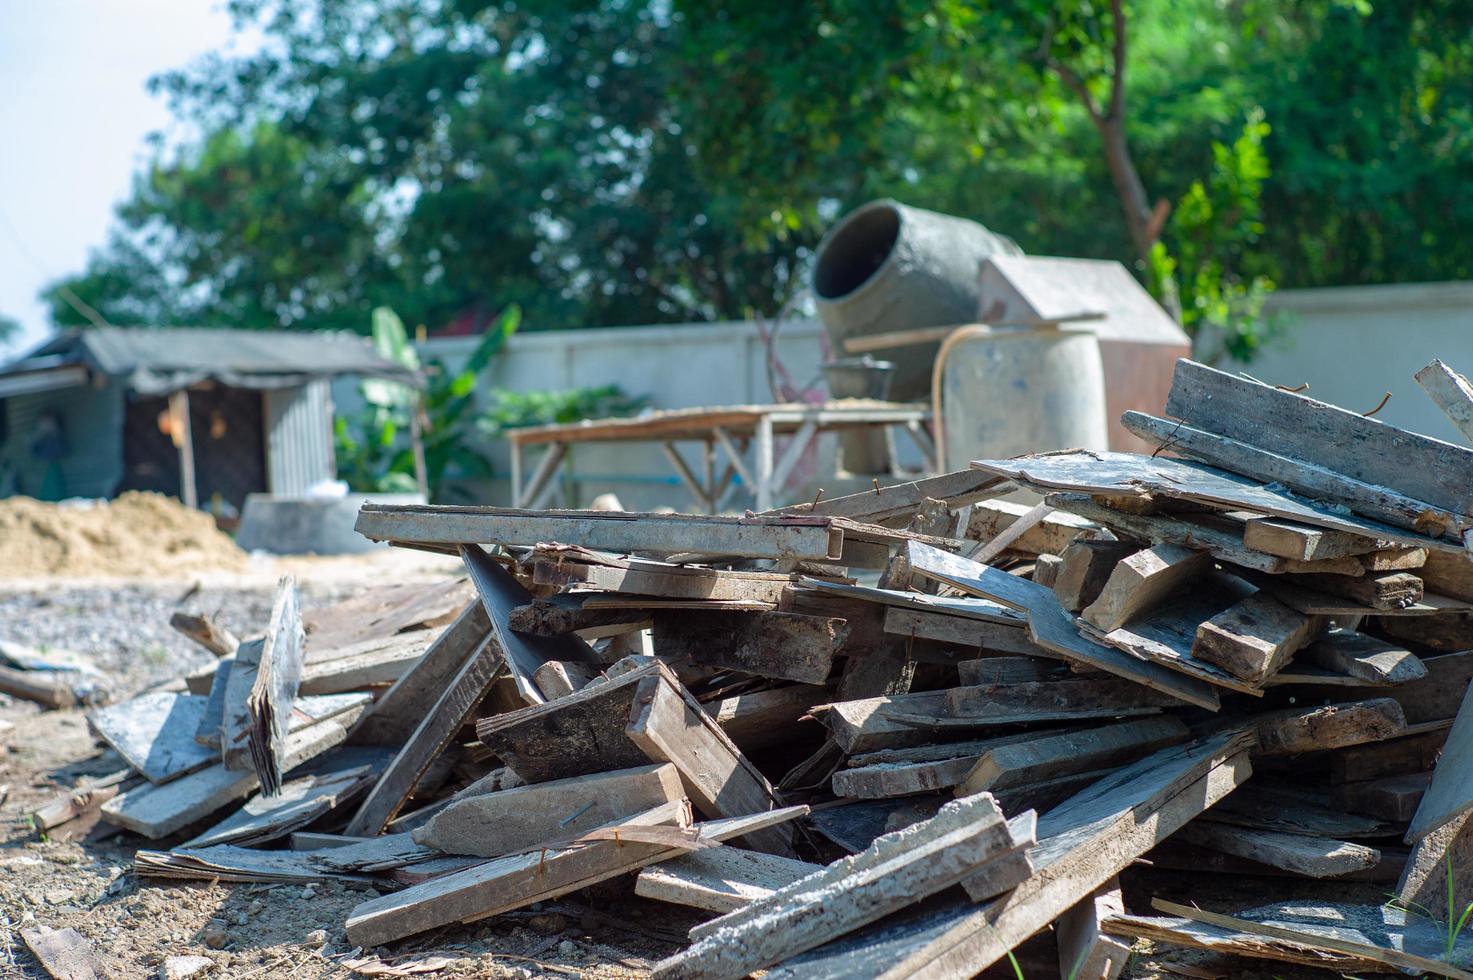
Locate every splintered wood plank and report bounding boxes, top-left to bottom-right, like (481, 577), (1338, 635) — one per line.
(185, 766), (375, 848)
(1081, 544), (1211, 632)
(169, 611), (240, 657)
(1252, 699), (1407, 756)
(946, 677), (1177, 721)
(1164, 359), (1473, 520)
(1285, 571), (1424, 611)
(1101, 912), (1385, 975)
(462, 544), (598, 703)
(819, 691), (951, 754)
(1407, 679), (1473, 843)
(88, 691), (214, 784)
(20, 925), (106, 980)
(535, 558), (796, 605)
(1057, 882), (1130, 980)
(766, 732), (1254, 979)
(343, 632), (506, 838)
(626, 671), (793, 856)
(412, 763), (684, 857)
(635, 844), (820, 913)
(507, 593), (656, 636)
(653, 610), (843, 684)
(1418, 359), (1473, 444)
(1207, 784), (1391, 838)
(1301, 631), (1426, 686)
(242, 574), (306, 795)
(219, 637), (264, 771)
(349, 600), (491, 747)
(882, 607), (1039, 655)
(1053, 540), (1140, 612)
(978, 446), (1463, 551)
(357, 503), (844, 560)
(344, 804), (807, 947)
(773, 469), (1007, 524)
(1192, 591), (1323, 685)
(904, 541), (1221, 710)
(1174, 820), (1381, 878)
(955, 717), (1189, 796)
(654, 801), (1034, 979)
(1241, 515), (1389, 561)
(965, 499), (1102, 557)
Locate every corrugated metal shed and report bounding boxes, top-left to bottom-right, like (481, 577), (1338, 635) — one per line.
(264, 381), (336, 495)
(0, 379), (124, 500)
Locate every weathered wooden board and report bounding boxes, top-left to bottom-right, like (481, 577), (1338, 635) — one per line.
(297, 630), (433, 695)
(702, 685), (826, 752)
(882, 607), (1040, 656)
(976, 447), (1462, 551)
(954, 656), (1070, 685)
(1174, 820), (1381, 878)
(1102, 912), (1386, 975)
(185, 765), (375, 848)
(797, 579), (1025, 627)
(904, 541), (1221, 710)
(1419, 548), (1473, 603)
(536, 557), (798, 605)
(1241, 515), (1388, 561)
(1300, 630), (1425, 685)
(1057, 882), (1130, 980)
(765, 732), (1254, 979)
(1407, 678), (1473, 843)
(956, 717), (1189, 796)
(1053, 540), (1140, 612)
(169, 611), (240, 658)
(342, 632), (507, 838)
(1193, 591), (1323, 685)
(303, 577), (473, 655)
(817, 691), (950, 753)
(194, 660), (232, 749)
(965, 498), (1102, 556)
(774, 469), (1007, 524)
(1080, 544), (1212, 632)
(946, 677), (1177, 720)
(1165, 359), (1473, 519)
(349, 600), (491, 746)
(219, 636), (264, 771)
(1399, 809), (1473, 926)
(653, 610), (844, 684)
(242, 574), (306, 795)
(507, 593), (658, 636)
(462, 544), (597, 703)
(1331, 723), (1448, 784)
(357, 502), (845, 559)
(1336, 773), (1433, 822)
(1252, 699), (1407, 756)
(88, 691), (214, 784)
(21, 925), (107, 980)
(1287, 571), (1424, 611)
(635, 845), (820, 914)
(1296, 649), (1473, 724)
(1417, 358), (1473, 443)
(1207, 784), (1391, 838)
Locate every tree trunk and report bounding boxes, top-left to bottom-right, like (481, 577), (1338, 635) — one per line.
(1094, 113), (1154, 265)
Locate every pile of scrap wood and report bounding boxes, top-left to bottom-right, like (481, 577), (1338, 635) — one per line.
(38, 356), (1473, 978)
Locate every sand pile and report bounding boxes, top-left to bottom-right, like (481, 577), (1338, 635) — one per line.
(0, 492), (248, 578)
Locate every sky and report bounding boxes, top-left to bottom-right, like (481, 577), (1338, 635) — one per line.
(0, 1), (250, 356)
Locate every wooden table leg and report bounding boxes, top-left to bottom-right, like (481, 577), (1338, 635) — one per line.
(510, 440), (523, 507)
(521, 443), (567, 509)
(754, 415), (775, 511)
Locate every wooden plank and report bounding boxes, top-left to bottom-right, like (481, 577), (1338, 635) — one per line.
(344, 803), (806, 947)
(21, 925), (106, 980)
(1192, 591), (1323, 685)
(304, 578), (473, 653)
(242, 574), (306, 795)
(88, 690), (214, 784)
(342, 632), (506, 837)
(194, 660), (232, 748)
(1331, 724), (1448, 783)
(904, 541), (1222, 710)
(1252, 698), (1407, 756)
(1301, 630), (1426, 686)
(1398, 809), (1473, 925)
(955, 717), (1189, 796)
(1407, 678), (1473, 843)
(507, 593), (656, 636)
(653, 610), (843, 684)
(1417, 358), (1473, 443)
(535, 558), (795, 605)
(185, 765), (375, 848)
(297, 630), (432, 695)
(462, 544), (597, 703)
(882, 607), (1039, 655)
(635, 844), (820, 914)
(947, 677), (1177, 719)
(219, 636), (264, 771)
(1419, 547), (1473, 603)
(954, 657), (1070, 685)
(1081, 544), (1212, 632)
(1295, 649), (1473, 725)
(653, 803), (1035, 979)
(357, 503), (844, 560)
(1053, 539), (1140, 612)
(1241, 515), (1388, 561)
(965, 499), (1101, 556)
(766, 732), (1254, 979)
(1285, 570), (1424, 611)
(103, 714), (356, 838)
(1174, 820), (1381, 878)
(703, 685), (826, 752)
(169, 611), (239, 657)
(820, 691), (951, 754)
(979, 446), (1462, 551)
(626, 670), (793, 856)
(350, 599), (491, 746)
(1207, 783), (1391, 838)
(1335, 772), (1431, 822)
(773, 469), (1007, 524)
(412, 763), (684, 857)
(1056, 882), (1130, 980)
(1165, 358), (1473, 519)
(1102, 912), (1387, 974)
(531, 660), (599, 698)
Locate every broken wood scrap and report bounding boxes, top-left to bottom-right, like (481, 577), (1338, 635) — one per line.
(1299, 629), (1425, 685)
(20, 925), (108, 980)
(1284, 570), (1424, 611)
(1418, 548), (1473, 603)
(1297, 648), (1473, 723)
(954, 716), (1188, 796)
(819, 691), (952, 753)
(0, 664), (85, 710)
(904, 541), (1221, 710)
(241, 574), (306, 795)
(1206, 784), (1391, 838)
(411, 763), (684, 858)
(303, 577), (473, 654)
(357, 502), (846, 560)
(1250, 698), (1407, 756)
(701, 685), (825, 752)
(1101, 912), (1385, 975)
(462, 543), (598, 704)
(343, 803), (807, 947)
(1398, 808), (1473, 926)
(1330, 723), (1448, 783)
(169, 611), (239, 658)
(296, 629), (433, 695)
(635, 844), (820, 914)
(881, 606), (1040, 656)
(530, 659), (600, 698)
(1333, 772), (1431, 822)
(764, 731), (1254, 978)
(945, 675), (1177, 721)
(652, 609), (844, 684)
(184, 765), (375, 848)
(506, 592), (654, 636)
(1239, 514), (1391, 562)
(965, 498), (1102, 557)
(1081, 543), (1212, 632)
(1057, 881), (1131, 980)
(1192, 590), (1324, 686)
(535, 554), (805, 605)
(88, 690), (214, 784)
(954, 656), (1071, 685)
(30, 771), (134, 833)
(1173, 820), (1381, 878)
(194, 660), (232, 749)
(1053, 539), (1140, 612)
(772, 468), (1006, 524)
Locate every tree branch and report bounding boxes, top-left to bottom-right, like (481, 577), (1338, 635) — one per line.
(1047, 59), (1103, 123)
(1108, 0), (1127, 121)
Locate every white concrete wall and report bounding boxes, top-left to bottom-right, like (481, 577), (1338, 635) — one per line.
(1241, 281), (1473, 444)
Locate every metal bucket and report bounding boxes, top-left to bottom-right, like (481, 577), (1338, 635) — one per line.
(822, 357), (895, 475)
(812, 199), (1022, 401)
(936, 327), (1108, 472)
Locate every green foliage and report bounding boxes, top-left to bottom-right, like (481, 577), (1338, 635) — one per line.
(479, 385), (649, 435)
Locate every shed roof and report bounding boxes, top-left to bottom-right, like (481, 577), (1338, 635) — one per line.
(4, 327), (422, 395)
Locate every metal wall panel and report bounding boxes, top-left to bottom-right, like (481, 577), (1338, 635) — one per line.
(0, 379), (124, 500)
(264, 380), (336, 496)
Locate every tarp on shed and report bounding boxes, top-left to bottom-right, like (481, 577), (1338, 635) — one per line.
(8, 327), (423, 395)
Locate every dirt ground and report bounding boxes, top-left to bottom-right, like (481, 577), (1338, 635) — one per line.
(0, 549), (1394, 979)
